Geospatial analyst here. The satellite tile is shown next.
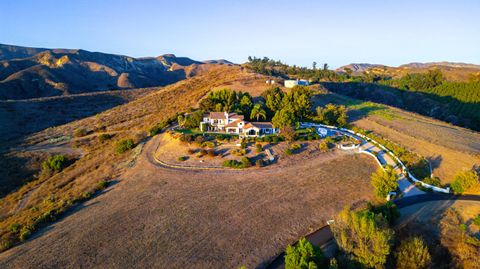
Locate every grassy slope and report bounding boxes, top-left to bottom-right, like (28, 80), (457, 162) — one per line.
(312, 92), (480, 183)
(0, 133), (376, 269)
(0, 65), (262, 242)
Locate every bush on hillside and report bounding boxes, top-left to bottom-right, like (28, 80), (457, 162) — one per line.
(222, 157), (251, 169)
(73, 128), (88, 137)
(42, 154), (68, 174)
(98, 133), (113, 142)
(290, 143), (302, 151)
(115, 139), (135, 154)
(450, 170), (478, 193)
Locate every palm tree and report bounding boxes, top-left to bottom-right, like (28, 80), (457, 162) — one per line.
(250, 102), (267, 121)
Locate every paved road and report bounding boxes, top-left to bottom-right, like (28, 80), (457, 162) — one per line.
(307, 123), (424, 197)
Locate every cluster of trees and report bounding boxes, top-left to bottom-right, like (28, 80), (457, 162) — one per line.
(246, 56), (345, 82)
(259, 86), (313, 128)
(331, 206), (432, 269)
(178, 110), (204, 129)
(199, 89), (255, 117)
(197, 86), (349, 132)
(314, 104), (347, 127)
(385, 69), (445, 91)
(324, 69), (480, 131)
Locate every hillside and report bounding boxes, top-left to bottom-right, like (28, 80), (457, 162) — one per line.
(0, 63), (478, 267)
(0, 44), (213, 100)
(338, 61), (480, 81)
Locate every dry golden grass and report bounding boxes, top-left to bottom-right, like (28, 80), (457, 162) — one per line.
(0, 64), (277, 250)
(0, 134), (376, 268)
(312, 92), (480, 183)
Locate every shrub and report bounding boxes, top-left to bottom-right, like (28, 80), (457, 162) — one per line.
(272, 136), (280, 143)
(83, 191), (93, 199)
(95, 180), (110, 191)
(241, 157), (251, 168)
(285, 238), (324, 269)
(179, 134), (194, 143)
(256, 159), (265, 167)
(318, 140), (332, 152)
(370, 166), (398, 199)
(178, 156), (188, 161)
(395, 237), (431, 269)
(195, 135), (205, 144)
(240, 139), (247, 149)
(149, 114), (178, 136)
(115, 139), (135, 154)
(368, 201), (400, 225)
(290, 143), (301, 151)
(19, 226), (33, 241)
(422, 176), (441, 187)
(42, 154), (68, 174)
(231, 148), (246, 156)
(9, 223), (21, 233)
(450, 170), (478, 193)
(285, 148), (292, 155)
(263, 136), (272, 143)
(98, 133), (113, 142)
(472, 215), (480, 226)
(207, 149), (217, 157)
(202, 141), (216, 148)
(73, 128), (88, 137)
(256, 143), (263, 153)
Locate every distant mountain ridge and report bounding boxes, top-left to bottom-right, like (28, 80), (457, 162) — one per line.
(336, 63), (387, 74)
(0, 44), (232, 100)
(338, 61), (480, 72)
(337, 61), (480, 81)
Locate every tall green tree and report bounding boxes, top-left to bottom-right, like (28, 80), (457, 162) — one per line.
(395, 237), (431, 269)
(370, 165), (398, 199)
(285, 238), (324, 269)
(315, 104), (347, 126)
(272, 107), (297, 128)
(250, 102), (267, 121)
(261, 87), (284, 114)
(331, 208), (394, 268)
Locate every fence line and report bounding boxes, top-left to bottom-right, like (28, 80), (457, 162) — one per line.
(301, 122), (450, 193)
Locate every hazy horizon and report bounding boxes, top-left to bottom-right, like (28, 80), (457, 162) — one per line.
(1, 0), (479, 68)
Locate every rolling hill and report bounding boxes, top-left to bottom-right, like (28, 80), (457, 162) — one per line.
(0, 44), (217, 100)
(337, 61), (480, 81)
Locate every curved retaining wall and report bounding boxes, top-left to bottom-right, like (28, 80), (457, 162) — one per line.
(301, 122), (450, 194)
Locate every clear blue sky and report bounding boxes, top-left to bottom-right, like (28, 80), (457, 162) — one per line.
(1, 0), (479, 68)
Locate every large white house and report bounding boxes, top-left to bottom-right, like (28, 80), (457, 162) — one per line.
(284, 79), (309, 88)
(200, 111), (278, 137)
